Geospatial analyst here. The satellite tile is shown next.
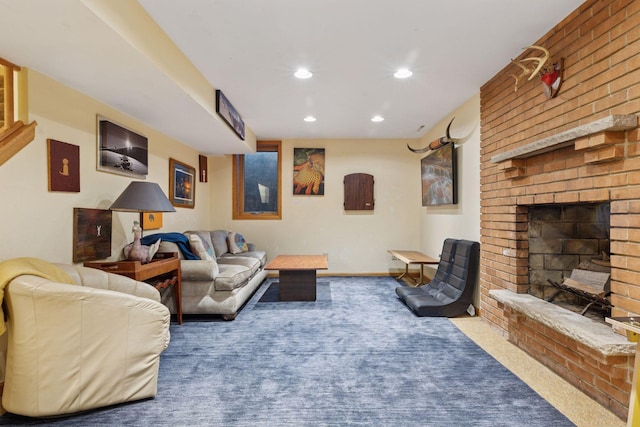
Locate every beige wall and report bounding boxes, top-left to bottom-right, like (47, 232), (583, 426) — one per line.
(0, 69), (211, 263)
(206, 98), (482, 276)
(419, 94), (481, 255)
(1, 69), (481, 279)
(208, 138), (422, 274)
(416, 94), (482, 301)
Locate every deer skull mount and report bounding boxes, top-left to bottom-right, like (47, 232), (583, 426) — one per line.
(407, 117), (456, 154)
(508, 45), (554, 93)
(540, 58), (563, 99)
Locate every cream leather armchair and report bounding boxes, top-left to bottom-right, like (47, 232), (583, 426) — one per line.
(2, 263), (171, 417)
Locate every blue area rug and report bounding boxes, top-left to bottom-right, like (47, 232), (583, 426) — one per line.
(0, 277), (574, 426)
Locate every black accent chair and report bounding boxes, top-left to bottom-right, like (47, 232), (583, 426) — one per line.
(396, 239), (480, 317)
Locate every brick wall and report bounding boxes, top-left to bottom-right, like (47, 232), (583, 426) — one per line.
(480, 0), (640, 419)
(502, 308), (634, 417)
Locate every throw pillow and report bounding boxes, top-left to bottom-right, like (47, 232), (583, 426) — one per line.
(185, 231), (215, 259)
(189, 234), (214, 261)
(211, 230), (230, 257)
(228, 231), (248, 254)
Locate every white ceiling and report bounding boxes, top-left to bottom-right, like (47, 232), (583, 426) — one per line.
(0, 0), (584, 155)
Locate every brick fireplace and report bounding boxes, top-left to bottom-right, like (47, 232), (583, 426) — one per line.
(479, 0), (640, 420)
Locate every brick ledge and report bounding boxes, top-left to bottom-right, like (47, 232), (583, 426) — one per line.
(490, 289), (634, 356)
(490, 114), (637, 163)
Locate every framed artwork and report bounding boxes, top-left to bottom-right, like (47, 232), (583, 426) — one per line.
(73, 208), (112, 262)
(199, 154), (208, 183)
(216, 89), (245, 140)
(47, 139), (80, 192)
(141, 212), (163, 230)
(169, 158), (196, 208)
(293, 148), (325, 195)
(421, 143), (457, 206)
(96, 115), (148, 178)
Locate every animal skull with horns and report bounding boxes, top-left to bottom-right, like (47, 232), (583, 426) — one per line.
(407, 117), (456, 154)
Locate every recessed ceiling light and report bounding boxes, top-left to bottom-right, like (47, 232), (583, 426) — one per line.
(294, 68), (313, 79)
(371, 115), (384, 122)
(394, 68), (413, 79)
(304, 115), (317, 122)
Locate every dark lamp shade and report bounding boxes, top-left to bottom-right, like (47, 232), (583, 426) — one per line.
(110, 181), (176, 212)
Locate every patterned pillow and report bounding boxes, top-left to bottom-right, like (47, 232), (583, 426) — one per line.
(228, 231), (248, 254)
(188, 234), (214, 261)
(185, 231), (215, 259)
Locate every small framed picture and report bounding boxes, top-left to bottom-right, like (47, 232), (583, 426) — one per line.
(141, 212), (163, 230)
(199, 154), (208, 183)
(169, 158), (196, 208)
(47, 139), (80, 192)
(73, 208), (112, 262)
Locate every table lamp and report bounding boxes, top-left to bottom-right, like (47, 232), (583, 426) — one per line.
(110, 181), (176, 262)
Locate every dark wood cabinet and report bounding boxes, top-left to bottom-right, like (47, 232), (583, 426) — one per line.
(344, 173), (374, 210)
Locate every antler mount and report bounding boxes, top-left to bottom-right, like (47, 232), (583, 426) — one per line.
(509, 45), (551, 92)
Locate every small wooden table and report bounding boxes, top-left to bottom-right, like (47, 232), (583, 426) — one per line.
(265, 255), (328, 301)
(388, 250), (439, 286)
(84, 252), (182, 324)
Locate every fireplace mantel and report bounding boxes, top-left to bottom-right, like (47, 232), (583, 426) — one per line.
(491, 114), (637, 163)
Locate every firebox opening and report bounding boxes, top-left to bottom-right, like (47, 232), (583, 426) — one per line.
(527, 202), (611, 322)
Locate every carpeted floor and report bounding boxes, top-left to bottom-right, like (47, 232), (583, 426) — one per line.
(0, 277), (575, 426)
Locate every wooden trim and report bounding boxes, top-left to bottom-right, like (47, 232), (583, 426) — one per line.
(232, 140), (282, 220)
(5, 64), (13, 126)
(1, 59), (20, 132)
(0, 58), (20, 70)
(0, 58), (35, 166)
(0, 120), (37, 167)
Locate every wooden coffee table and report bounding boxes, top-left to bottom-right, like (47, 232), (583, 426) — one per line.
(264, 255), (328, 301)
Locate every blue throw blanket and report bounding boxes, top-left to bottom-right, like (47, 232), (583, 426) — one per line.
(141, 233), (200, 260)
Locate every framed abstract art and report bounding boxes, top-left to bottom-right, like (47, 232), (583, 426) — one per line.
(421, 143), (457, 206)
(293, 148), (325, 195)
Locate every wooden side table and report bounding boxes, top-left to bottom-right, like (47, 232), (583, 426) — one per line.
(84, 252), (182, 324)
(388, 250), (439, 286)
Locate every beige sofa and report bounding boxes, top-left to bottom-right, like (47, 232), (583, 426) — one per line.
(157, 230), (267, 320)
(2, 262), (170, 417)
